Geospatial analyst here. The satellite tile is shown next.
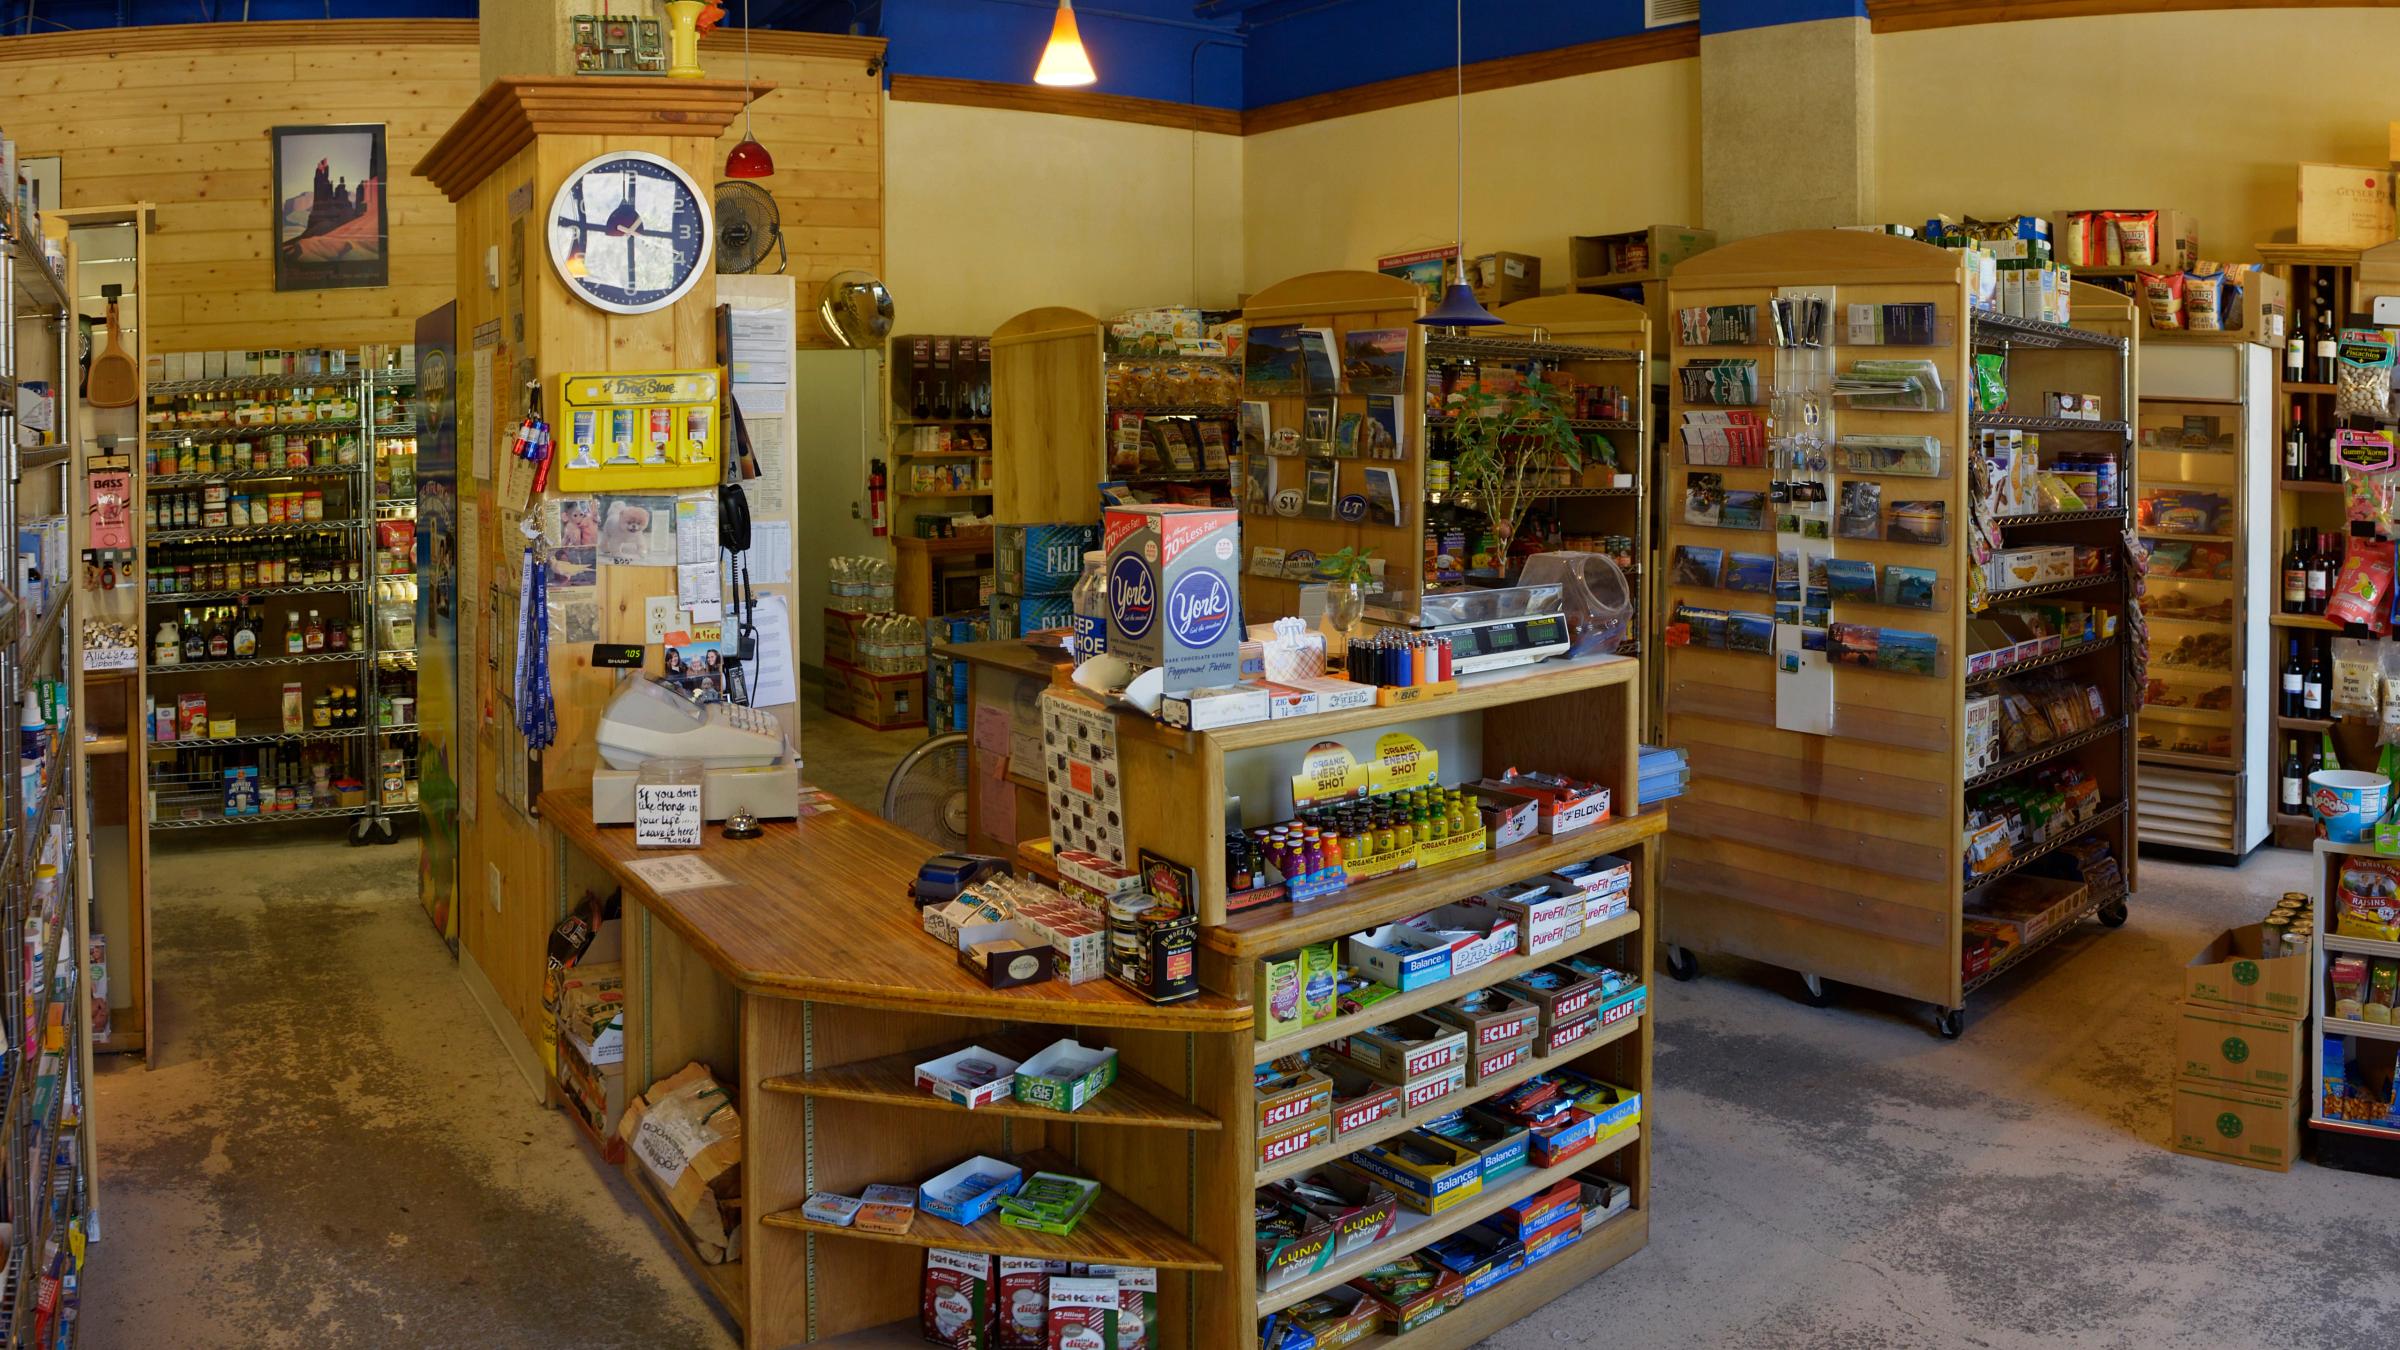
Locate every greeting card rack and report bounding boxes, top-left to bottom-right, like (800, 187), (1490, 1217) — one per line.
(1656, 230), (2140, 1039)
(140, 355), (413, 842)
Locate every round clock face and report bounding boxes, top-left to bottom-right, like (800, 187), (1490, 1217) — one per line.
(547, 151), (712, 315)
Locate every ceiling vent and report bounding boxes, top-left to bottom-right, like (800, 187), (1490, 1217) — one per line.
(1646, 0), (1700, 27)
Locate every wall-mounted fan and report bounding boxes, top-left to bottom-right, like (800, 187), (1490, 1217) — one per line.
(714, 180), (787, 275)
(819, 270), (894, 349)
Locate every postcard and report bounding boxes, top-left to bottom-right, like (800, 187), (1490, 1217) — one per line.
(1827, 622), (1881, 669)
(1721, 490), (1768, 531)
(1297, 327), (1342, 394)
(1727, 610), (1774, 654)
(1823, 557), (1878, 602)
(1684, 474), (1725, 527)
(1363, 394), (1404, 459)
(1887, 500), (1949, 545)
(1836, 481), (1883, 540)
(1876, 627), (1940, 676)
(1672, 545), (1724, 587)
(1724, 551), (1775, 594)
(1245, 325), (1305, 395)
(1343, 328), (1410, 395)
(1881, 564), (1938, 609)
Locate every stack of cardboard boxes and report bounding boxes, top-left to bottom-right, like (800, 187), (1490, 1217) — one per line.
(988, 523), (1096, 639)
(2173, 923), (2312, 1171)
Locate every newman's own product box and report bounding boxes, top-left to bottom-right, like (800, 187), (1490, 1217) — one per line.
(2183, 925), (2310, 1020)
(1103, 503), (1240, 692)
(2175, 1001), (2306, 1095)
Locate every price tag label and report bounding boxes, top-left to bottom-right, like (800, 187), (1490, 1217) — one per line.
(633, 783), (702, 848)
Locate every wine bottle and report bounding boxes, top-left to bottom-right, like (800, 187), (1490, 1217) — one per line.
(2284, 530), (2308, 613)
(2283, 638), (2306, 718)
(2286, 405), (2307, 480)
(2283, 738), (2306, 814)
(2306, 638), (2328, 716)
(2289, 326), (2307, 380)
(2308, 531), (2334, 614)
(2318, 306), (2340, 385)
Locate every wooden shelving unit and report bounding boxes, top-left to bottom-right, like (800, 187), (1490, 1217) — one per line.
(1658, 231), (2137, 1039)
(552, 647), (1663, 1349)
(2259, 244), (2369, 849)
(991, 307), (1105, 526)
(2131, 336), (2271, 856)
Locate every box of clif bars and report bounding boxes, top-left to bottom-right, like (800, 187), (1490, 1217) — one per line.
(1103, 504), (1240, 691)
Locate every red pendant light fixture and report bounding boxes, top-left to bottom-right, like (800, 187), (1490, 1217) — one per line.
(1418, 0), (1499, 328)
(1034, 0), (1098, 87)
(725, 0), (775, 179)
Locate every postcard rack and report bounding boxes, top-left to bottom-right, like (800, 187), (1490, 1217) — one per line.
(1655, 230), (2140, 1039)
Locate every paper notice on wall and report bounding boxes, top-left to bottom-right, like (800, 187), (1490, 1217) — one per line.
(748, 521), (792, 585)
(978, 759), (1017, 845)
(675, 494), (718, 565)
(745, 417), (787, 515)
(729, 308), (793, 385)
(622, 855), (733, 893)
(632, 784), (704, 849)
(973, 704), (1011, 758)
(677, 560), (721, 607)
(734, 593), (797, 710)
(470, 344), (494, 483)
(734, 384), (786, 418)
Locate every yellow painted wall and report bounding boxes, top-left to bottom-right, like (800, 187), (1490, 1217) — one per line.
(1241, 58), (1702, 293)
(883, 99), (1244, 330)
(1876, 10), (2400, 260)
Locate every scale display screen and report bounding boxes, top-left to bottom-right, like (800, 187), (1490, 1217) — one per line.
(1488, 625), (1521, 650)
(1526, 616), (1567, 646)
(1449, 628), (1482, 658)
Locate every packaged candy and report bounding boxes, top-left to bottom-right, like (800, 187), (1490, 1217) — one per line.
(2139, 271), (2184, 329)
(1973, 353), (2007, 413)
(2338, 328), (2396, 421)
(2327, 538), (2397, 634)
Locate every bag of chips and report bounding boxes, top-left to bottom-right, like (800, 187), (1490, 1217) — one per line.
(2139, 271), (2184, 329)
(2183, 269), (2225, 331)
(2338, 328), (2396, 421)
(2105, 210), (2160, 266)
(2337, 858), (2400, 942)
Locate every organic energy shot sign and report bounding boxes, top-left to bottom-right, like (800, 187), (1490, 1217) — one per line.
(1102, 504), (1241, 692)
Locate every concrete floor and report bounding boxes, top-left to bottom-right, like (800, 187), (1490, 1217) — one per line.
(81, 698), (2400, 1346)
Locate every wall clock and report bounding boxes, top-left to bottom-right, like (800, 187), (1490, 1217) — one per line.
(546, 151), (712, 315)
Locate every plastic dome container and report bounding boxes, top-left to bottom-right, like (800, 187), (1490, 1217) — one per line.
(1516, 552), (1634, 657)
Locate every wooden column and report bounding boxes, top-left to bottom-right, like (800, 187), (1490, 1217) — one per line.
(412, 77), (760, 1088)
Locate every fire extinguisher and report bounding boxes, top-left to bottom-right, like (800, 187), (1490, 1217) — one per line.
(868, 457), (888, 537)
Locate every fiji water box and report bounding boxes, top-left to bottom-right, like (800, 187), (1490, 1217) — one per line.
(994, 523), (1098, 596)
(1103, 504), (1239, 692)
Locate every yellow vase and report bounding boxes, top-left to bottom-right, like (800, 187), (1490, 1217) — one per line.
(665, 1), (706, 80)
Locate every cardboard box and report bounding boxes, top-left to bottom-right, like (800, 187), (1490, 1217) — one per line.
(1343, 1132), (1483, 1214)
(955, 920), (1056, 989)
(1470, 251), (1540, 306)
(2175, 1000), (2307, 1095)
(992, 522), (1098, 596)
(1157, 681), (1270, 731)
(2169, 1080), (2299, 1171)
(1256, 1066), (1335, 1134)
(988, 590), (1074, 639)
(1280, 1286), (1384, 1349)
(1254, 1200), (1336, 1290)
(1411, 906), (1520, 979)
(620, 1062), (745, 1264)
(1012, 1039), (1119, 1112)
(1499, 964), (1606, 1029)
(1568, 225), (1717, 284)
(1102, 504), (1241, 692)
(1397, 1060), (1467, 1115)
(1332, 1015), (1465, 1083)
(1489, 1176), (1580, 1240)
(1425, 1107), (1529, 1182)
(1279, 1165), (1399, 1258)
(1463, 1034), (1536, 1086)
(2299, 162), (2395, 248)
(822, 607), (863, 667)
(1346, 926), (1453, 991)
(1535, 1009), (1602, 1058)
(2184, 925), (2311, 1020)
(914, 1045), (1024, 1110)
(1461, 879), (1573, 955)
(1424, 989), (1538, 1053)
(1260, 1113), (1333, 1168)
(920, 1155), (1025, 1225)
(1529, 1106), (1600, 1167)
(1354, 1262), (1466, 1334)
(1326, 1066), (1405, 1139)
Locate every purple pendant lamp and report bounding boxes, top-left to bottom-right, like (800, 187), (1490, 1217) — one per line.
(1418, 0), (1498, 327)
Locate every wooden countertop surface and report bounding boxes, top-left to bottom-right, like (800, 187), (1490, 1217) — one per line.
(539, 786), (1253, 1033)
(938, 637), (1072, 683)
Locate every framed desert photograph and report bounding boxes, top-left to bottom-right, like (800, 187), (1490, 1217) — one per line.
(272, 123), (389, 292)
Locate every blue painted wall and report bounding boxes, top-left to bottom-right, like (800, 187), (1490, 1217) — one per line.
(879, 0), (1244, 108)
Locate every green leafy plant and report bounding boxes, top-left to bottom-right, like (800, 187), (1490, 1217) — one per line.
(1445, 371), (1585, 555)
(1319, 545), (1381, 590)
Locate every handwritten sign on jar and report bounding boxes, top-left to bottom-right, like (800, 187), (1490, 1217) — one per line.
(634, 783), (703, 848)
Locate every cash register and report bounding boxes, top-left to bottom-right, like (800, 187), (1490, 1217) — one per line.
(590, 677), (803, 824)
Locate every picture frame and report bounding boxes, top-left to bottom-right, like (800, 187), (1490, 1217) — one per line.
(271, 123), (391, 293)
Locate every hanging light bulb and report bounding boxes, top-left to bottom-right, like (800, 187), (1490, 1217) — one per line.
(725, 0), (776, 179)
(1418, 0), (1498, 328)
(1034, 0), (1098, 87)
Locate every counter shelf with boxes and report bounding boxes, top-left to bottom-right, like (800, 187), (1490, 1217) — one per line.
(142, 346), (417, 838)
(2307, 842), (2400, 1169)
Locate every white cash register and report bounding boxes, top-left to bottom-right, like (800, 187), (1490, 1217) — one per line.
(590, 678), (803, 824)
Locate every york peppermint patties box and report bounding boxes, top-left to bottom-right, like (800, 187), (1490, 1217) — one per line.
(1103, 504), (1240, 692)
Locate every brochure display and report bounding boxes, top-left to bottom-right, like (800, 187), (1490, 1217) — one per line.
(1657, 230), (2139, 1038)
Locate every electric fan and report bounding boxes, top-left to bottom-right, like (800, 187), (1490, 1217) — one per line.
(883, 732), (972, 851)
(713, 180), (788, 275)
(820, 269), (894, 349)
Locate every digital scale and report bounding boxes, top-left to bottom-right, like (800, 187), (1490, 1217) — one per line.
(1421, 612), (1573, 674)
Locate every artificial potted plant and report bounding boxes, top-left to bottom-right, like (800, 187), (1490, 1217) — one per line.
(1443, 370), (1585, 576)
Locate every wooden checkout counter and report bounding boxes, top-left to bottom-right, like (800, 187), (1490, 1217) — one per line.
(543, 651), (1663, 1349)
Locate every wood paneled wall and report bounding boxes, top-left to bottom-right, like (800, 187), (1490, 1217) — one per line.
(0, 20), (881, 349)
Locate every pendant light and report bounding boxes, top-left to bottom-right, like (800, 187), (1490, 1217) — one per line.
(1034, 0), (1098, 87)
(1418, 0), (1499, 328)
(725, 0), (775, 179)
